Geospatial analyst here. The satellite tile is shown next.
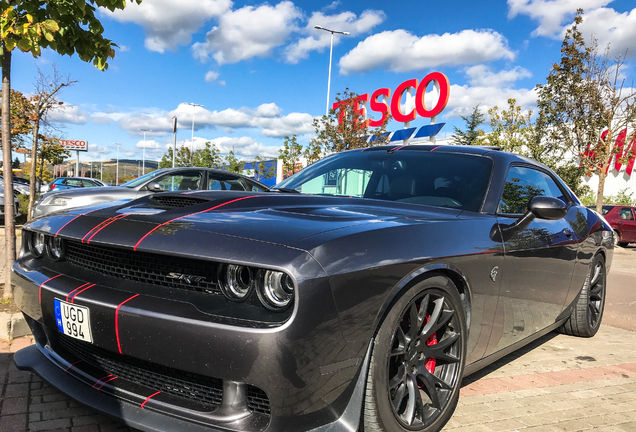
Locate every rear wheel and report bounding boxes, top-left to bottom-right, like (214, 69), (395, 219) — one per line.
(559, 254), (606, 337)
(363, 275), (467, 432)
(614, 231), (629, 247)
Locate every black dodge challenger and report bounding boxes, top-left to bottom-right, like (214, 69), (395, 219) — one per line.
(12, 145), (613, 432)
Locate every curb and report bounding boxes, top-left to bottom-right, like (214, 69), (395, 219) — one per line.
(0, 310), (30, 340)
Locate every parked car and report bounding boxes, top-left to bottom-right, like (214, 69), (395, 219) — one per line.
(13, 145), (612, 432)
(47, 177), (107, 192)
(0, 175), (31, 196)
(588, 205), (636, 247)
(0, 183), (20, 222)
(33, 168), (269, 218)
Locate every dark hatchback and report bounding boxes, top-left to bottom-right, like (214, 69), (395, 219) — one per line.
(12, 145), (613, 432)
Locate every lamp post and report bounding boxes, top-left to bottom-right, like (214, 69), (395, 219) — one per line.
(185, 103), (204, 164)
(314, 25), (350, 116)
(139, 128), (151, 175)
(115, 143), (122, 186)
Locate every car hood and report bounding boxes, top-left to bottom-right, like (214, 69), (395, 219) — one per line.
(26, 191), (464, 251)
(42, 186), (132, 200)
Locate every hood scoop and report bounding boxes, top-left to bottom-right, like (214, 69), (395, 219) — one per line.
(150, 195), (208, 209)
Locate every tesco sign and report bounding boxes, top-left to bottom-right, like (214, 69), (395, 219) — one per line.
(333, 72), (450, 126)
(59, 139), (88, 152)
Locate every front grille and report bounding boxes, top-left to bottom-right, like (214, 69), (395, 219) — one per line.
(151, 196), (208, 209)
(57, 334), (223, 408)
(66, 241), (222, 295)
(55, 334), (271, 416)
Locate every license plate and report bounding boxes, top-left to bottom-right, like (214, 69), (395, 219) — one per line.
(54, 298), (93, 343)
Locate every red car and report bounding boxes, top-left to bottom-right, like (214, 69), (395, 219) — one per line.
(593, 205), (636, 247)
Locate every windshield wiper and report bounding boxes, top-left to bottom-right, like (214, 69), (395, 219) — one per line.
(271, 187), (301, 194)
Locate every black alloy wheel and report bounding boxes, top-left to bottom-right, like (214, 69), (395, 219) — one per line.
(364, 275), (467, 432)
(559, 254), (606, 338)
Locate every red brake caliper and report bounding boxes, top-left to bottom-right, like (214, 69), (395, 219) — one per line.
(424, 313), (437, 374)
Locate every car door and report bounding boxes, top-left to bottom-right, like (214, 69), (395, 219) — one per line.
(617, 207), (636, 242)
(484, 165), (582, 356)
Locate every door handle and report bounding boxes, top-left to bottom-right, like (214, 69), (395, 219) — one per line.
(563, 228), (573, 237)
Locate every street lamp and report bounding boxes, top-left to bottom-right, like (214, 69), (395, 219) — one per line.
(139, 128), (151, 175)
(115, 143), (122, 186)
(185, 102), (204, 164)
(314, 25), (350, 116)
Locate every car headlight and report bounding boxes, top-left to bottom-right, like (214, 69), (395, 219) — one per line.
(46, 197), (70, 206)
(257, 270), (295, 311)
(28, 232), (46, 258)
(220, 264), (254, 302)
(46, 236), (66, 261)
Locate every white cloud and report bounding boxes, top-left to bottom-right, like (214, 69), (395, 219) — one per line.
(507, 0), (612, 37)
(192, 1), (302, 64)
(285, 10), (385, 63)
(464, 65), (532, 88)
(575, 7), (636, 59)
(46, 105), (89, 124)
(87, 144), (111, 157)
(339, 29), (515, 75)
(116, 102), (315, 138)
(106, 0), (232, 53)
(205, 71), (220, 82)
(443, 84), (538, 119)
(136, 140), (163, 150)
(175, 136), (280, 159)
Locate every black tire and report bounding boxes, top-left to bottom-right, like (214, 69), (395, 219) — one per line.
(613, 231), (620, 247)
(363, 275), (467, 432)
(559, 254), (606, 337)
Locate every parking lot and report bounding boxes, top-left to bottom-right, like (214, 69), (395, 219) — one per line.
(0, 233), (635, 431)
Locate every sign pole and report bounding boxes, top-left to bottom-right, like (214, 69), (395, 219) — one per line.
(172, 116), (177, 168)
(76, 151), (79, 177)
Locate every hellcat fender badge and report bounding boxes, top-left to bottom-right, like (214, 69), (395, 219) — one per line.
(490, 266), (499, 282)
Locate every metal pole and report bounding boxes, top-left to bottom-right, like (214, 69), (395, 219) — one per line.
(184, 103), (203, 165)
(326, 32), (334, 116)
(100, 159), (103, 181)
(139, 129), (150, 174)
(90, 160), (93, 178)
(76, 150), (79, 177)
(115, 143), (121, 186)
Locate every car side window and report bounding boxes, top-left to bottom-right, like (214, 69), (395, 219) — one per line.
(619, 208), (634, 220)
(498, 166), (567, 214)
(156, 171), (203, 191)
(81, 180), (96, 187)
(65, 179), (83, 187)
(208, 179), (249, 191)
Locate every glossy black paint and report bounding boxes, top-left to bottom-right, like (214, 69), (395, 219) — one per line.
(12, 145), (613, 432)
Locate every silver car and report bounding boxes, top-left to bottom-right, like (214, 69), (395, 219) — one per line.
(0, 183), (20, 221)
(33, 167), (269, 218)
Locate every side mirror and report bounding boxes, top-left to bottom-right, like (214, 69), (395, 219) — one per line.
(528, 196), (568, 220)
(146, 182), (163, 192)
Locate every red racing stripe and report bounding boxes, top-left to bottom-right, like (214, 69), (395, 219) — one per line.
(96, 376), (118, 391)
(430, 146), (440, 152)
(81, 216), (117, 243)
(64, 360), (82, 372)
(140, 391), (161, 409)
(55, 208), (102, 237)
(39, 274), (61, 303)
(92, 374), (113, 388)
(115, 294), (140, 354)
(133, 195), (259, 251)
(66, 282), (91, 302)
(70, 284), (95, 304)
(87, 213), (131, 244)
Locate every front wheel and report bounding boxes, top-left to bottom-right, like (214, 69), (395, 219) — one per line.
(559, 254), (606, 337)
(363, 275), (467, 432)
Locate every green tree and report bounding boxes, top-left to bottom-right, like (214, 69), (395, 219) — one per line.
(535, 9), (636, 213)
(27, 67), (75, 219)
(452, 105), (485, 145)
(225, 150), (245, 174)
(254, 156), (275, 181)
(159, 146), (193, 168)
(1, 0), (143, 298)
(12, 156), (19, 168)
(192, 142), (223, 168)
(481, 98), (590, 197)
(310, 87), (391, 154)
(278, 135), (303, 178)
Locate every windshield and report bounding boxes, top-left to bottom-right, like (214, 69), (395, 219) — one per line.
(121, 169), (169, 188)
(275, 149), (493, 212)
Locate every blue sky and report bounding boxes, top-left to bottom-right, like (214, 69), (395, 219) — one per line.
(8, 0), (636, 163)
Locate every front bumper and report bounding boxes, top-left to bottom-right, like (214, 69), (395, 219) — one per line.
(12, 247), (368, 432)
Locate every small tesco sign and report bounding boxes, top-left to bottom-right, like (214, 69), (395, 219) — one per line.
(59, 139), (88, 151)
(334, 72), (450, 126)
